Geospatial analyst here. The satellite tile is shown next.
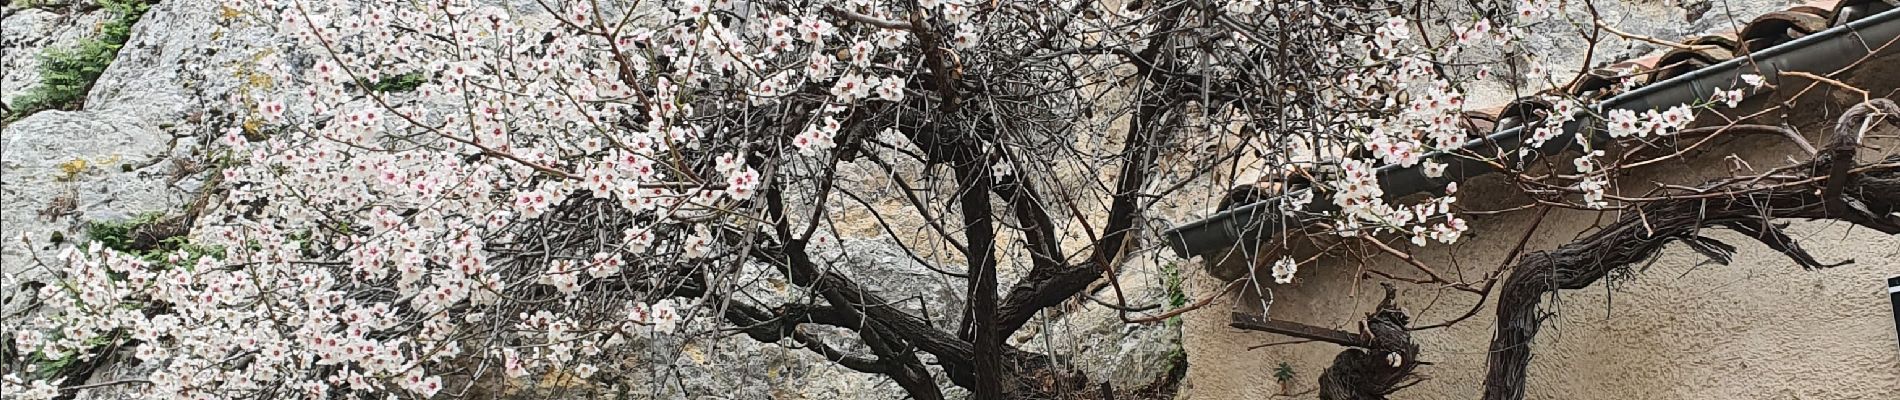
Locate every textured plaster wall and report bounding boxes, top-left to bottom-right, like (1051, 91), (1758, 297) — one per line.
(1182, 220), (1900, 399)
(1176, 56), (1900, 399)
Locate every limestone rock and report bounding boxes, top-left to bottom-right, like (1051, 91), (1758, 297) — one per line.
(0, 109), (188, 318)
(1, 6), (109, 109)
(598, 237), (962, 399)
(1016, 254), (1186, 392)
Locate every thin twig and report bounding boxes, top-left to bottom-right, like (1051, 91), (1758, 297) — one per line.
(1124, 279), (1243, 324)
(1357, 234), (1481, 294)
(1593, 20), (1720, 52)
(1780, 71), (1870, 103)
(60, 379), (152, 392)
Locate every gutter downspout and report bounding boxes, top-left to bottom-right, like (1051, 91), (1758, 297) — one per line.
(1163, 7), (1900, 259)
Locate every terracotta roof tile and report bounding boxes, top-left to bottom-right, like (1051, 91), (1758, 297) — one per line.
(1832, 0), (1897, 25)
(1741, 10), (1832, 51)
(1652, 46), (1735, 81)
(1685, 32), (1744, 50)
(1476, 0), (1888, 136)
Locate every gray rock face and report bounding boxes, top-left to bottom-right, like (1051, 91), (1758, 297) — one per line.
(0, 109), (185, 315)
(2, 0), (240, 319)
(1683, 0), (1806, 34)
(582, 237), (959, 399)
(1456, 0), (1803, 105)
(0, 111), (194, 400)
(87, 0), (269, 126)
(2, 1), (232, 397)
(814, 238), (969, 326)
(1014, 254), (1185, 392)
(1, 6), (109, 109)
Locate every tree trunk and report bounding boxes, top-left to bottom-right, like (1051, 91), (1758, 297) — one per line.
(1482, 149), (1900, 399)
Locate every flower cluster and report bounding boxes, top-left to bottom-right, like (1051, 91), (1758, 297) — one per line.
(1228, 0), (1754, 283)
(1302, 15), (1477, 258)
(4, 0), (1019, 397)
(1605, 104), (1695, 138)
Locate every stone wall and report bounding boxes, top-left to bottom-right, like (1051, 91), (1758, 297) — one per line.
(1177, 47), (1900, 400)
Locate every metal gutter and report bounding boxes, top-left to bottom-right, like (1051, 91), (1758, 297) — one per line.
(1162, 7), (1900, 258)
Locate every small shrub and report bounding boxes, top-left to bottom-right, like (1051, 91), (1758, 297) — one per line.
(1161, 262), (1187, 308)
(1273, 362), (1297, 394)
(86, 211), (224, 267)
(4, 0), (151, 121)
(1150, 261), (1189, 326)
(84, 211), (166, 253)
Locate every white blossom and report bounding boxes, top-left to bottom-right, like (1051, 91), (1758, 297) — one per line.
(1271, 257), (1299, 284)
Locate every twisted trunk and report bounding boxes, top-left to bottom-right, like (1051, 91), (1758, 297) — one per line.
(1481, 107), (1900, 399)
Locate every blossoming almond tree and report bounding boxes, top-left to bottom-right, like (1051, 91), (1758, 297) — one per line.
(9, 0), (1887, 399)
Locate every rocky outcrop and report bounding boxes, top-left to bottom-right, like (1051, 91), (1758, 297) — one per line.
(2, 1), (243, 396)
(0, 111), (186, 310)
(0, 110), (189, 400)
(1, 4), (109, 109)
(1458, 0), (1804, 105)
(1, 0), (237, 321)
(1014, 255), (1186, 392)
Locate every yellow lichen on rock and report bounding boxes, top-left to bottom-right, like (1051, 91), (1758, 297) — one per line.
(54, 154), (123, 181)
(56, 158), (90, 181)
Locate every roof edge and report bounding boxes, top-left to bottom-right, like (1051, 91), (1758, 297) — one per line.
(1163, 7), (1900, 259)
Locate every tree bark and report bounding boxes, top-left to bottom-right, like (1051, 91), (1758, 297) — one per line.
(952, 151), (1007, 399)
(1481, 152), (1900, 399)
(1230, 283), (1420, 400)
(993, 3), (1186, 340)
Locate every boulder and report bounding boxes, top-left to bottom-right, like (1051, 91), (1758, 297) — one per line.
(1, 6), (109, 109)
(0, 109), (185, 317)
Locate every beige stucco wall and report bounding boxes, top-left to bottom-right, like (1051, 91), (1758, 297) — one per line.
(1177, 58), (1900, 398)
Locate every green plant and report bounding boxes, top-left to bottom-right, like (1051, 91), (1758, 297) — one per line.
(360, 71), (427, 93)
(1159, 261), (1188, 320)
(145, 234), (224, 268)
(85, 211), (224, 267)
(29, 350), (79, 380)
(1156, 260), (1192, 386)
(84, 211), (166, 253)
(1273, 362), (1296, 395)
(23, 330), (128, 384)
(4, 0), (152, 121)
